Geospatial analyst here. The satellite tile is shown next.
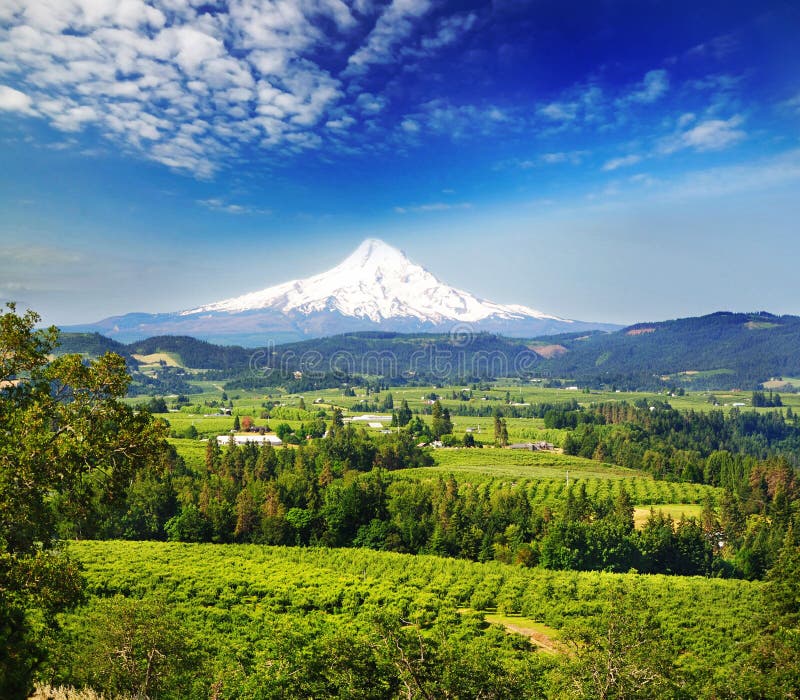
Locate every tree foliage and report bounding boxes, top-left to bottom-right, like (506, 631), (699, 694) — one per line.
(0, 304), (171, 698)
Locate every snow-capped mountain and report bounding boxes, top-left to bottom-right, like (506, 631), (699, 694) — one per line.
(64, 239), (618, 345)
(184, 239), (565, 324)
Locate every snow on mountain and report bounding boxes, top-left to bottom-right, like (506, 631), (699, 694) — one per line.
(64, 239), (618, 345)
(183, 238), (568, 325)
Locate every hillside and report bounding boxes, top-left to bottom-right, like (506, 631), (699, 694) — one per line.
(57, 311), (800, 390)
(541, 311), (800, 388)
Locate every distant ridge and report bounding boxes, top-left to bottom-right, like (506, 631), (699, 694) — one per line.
(62, 238), (618, 345)
(58, 311), (800, 391)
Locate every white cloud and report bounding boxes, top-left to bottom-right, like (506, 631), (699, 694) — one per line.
(627, 69), (669, 104)
(0, 0), (459, 176)
(539, 101), (577, 121)
(400, 99), (518, 141)
(355, 92), (387, 114)
(665, 114), (746, 152)
(419, 12), (477, 51)
(602, 154), (642, 171)
(346, 0), (432, 75)
(0, 84), (34, 113)
(325, 115), (355, 130)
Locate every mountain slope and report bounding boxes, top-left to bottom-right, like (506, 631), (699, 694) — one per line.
(63, 239), (617, 345)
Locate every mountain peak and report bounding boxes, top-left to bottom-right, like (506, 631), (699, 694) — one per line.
(349, 238), (404, 260)
(66, 240), (620, 345)
(183, 237), (562, 325)
(337, 239), (418, 275)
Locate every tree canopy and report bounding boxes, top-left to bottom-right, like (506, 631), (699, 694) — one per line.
(0, 304), (171, 698)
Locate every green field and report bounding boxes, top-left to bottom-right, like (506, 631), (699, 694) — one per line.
(633, 503), (706, 528)
(424, 447), (640, 479)
(67, 540), (760, 669)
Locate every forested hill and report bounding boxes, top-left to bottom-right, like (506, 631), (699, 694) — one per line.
(541, 311), (800, 388)
(57, 311), (800, 389)
(56, 332), (131, 359)
(55, 333), (252, 370)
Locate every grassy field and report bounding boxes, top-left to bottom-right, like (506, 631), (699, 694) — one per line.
(131, 351), (182, 368)
(482, 613), (562, 653)
(633, 504), (706, 528)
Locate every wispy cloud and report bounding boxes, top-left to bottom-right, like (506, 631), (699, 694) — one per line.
(399, 99), (514, 140)
(780, 92), (800, 115)
(394, 201), (472, 214)
(196, 198), (271, 215)
(495, 150), (589, 170)
(538, 101), (578, 122)
(686, 33), (739, 61)
(625, 69), (669, 104)
(345, 0), (433, 75)
(588, 149), (800, 205)
(662, 114), (746, 153)
(656, 149), (800, 200)
(602, 154), (643, 171)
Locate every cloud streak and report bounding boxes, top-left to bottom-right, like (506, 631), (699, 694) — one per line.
(196, 198), (272, 215)
(394, 201), (472, 214)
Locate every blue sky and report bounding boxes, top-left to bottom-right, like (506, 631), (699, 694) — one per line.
(1, 0), (799, 326)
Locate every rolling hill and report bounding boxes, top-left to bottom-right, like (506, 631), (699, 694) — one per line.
(57, 310), (800, 391)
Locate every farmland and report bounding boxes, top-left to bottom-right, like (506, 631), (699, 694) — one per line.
(41, 540), (763, 698)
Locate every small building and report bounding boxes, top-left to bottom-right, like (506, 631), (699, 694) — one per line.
(217, 434), (283, 446)
(509, 441), (554, 451)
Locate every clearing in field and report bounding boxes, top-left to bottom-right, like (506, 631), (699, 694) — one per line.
(633, 503), (705, 528)
(131, 352), (184, 374)
(483, 613), (563, 653)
